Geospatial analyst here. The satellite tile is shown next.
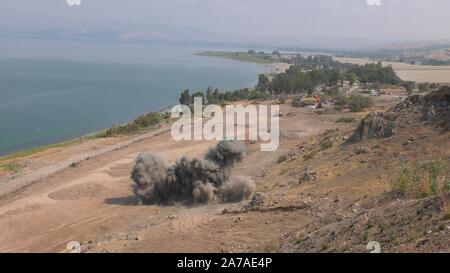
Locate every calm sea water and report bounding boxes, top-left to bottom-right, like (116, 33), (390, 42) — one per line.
(0, 37), (269, 155)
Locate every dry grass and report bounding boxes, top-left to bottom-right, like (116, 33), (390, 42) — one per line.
(442, 198), (450, 221)
(0, 162), (22, 174)
(394, 159), (449, 198)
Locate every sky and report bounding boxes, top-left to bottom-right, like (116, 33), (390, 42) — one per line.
(1, 0), (450, 49)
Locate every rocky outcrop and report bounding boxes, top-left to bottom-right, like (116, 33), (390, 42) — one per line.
(348, 87), (450, 144)
(347, 112), (396, 143)
(393, 87), (450, 129)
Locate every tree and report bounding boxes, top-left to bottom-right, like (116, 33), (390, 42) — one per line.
(179, 89), (191, 105)
(346, 72), (357, 86)
(348, 94), (374, 112)
(328, 70), (343, 86)
(213, 88), (220, 103)
(256, 74), (271, 92)
(192, 91), (206, 104)
(206, 86), (214, 104)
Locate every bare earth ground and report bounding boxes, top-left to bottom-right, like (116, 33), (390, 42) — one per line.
(0, 101), (331, 252)
(0, 137), (127, 179)
(271, 62), (291, 74)
(0, 91), (449, 253)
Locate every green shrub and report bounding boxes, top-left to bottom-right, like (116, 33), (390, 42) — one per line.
(393, 159), (449, 198)
(292, 97), (316, 107)
(334, 94), (348, 111)
(442, 212), (450, 221)
(277, 97), (286, 104)
(334, 93), (372, 112)
(291, 97), (302, 107)
(294, 236), (307, 245)
(303, 151), (317, 160)
(395, 164), (413, 196)
(99, 112), (169, 137)
(322, 87), (340, 97)
(0, 163), (21, 173)
(362, 231), (369, 241)
(336, 117), (356, 123)
(277, 155), (288, 164)
(319, 137), (333, 150)
(348, 94), (373, 112)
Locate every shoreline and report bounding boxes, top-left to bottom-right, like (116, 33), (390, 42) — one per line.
(0, 51), (267, 161)
(0, 55), (288, 162)
(0, 53), (289, 185)
(0, 104), (174, 160)
(0, 123), (173, 199)
(195, 51), (291, 73)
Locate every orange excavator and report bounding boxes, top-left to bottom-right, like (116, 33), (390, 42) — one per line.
(314, 94), (322, 109)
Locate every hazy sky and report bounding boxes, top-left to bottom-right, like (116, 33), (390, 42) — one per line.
(1, 0), (450, 48)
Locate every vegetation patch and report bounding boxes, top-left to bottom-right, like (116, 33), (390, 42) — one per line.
(292, 97), (316, 107)
(334, 94), (374, 112)
(195, 51), (278, 64)
(0, 139), (84, 162)
(348, 94), (374, 112)
(258, 58), (401, 95)
(179, 87), (270, 106)
(336, 117), (356, 123)
(277, 155), (288, 164)
(303, 151), (317, 160)
(393, 159), (449, 198)
(319, 136), (333, 150)
(98, 112), (171, 137)
(0, 162), (22, 174)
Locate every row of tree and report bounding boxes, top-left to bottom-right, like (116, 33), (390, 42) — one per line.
(179, 86), (270, 106)
(177, 56), (402, 105)
(257, 61), (401, 95)
(288, 55), (348, 70)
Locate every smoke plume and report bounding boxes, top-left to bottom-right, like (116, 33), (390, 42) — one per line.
(131, 140), (255, 205)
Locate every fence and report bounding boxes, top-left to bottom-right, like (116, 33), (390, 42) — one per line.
(0, 127), (171, 199)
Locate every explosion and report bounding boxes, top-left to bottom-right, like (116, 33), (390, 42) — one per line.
(131, 140), (255, 205)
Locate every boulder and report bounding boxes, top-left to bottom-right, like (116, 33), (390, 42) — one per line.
(347, 112), (396, 143)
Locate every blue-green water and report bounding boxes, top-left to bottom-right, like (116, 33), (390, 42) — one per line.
(0, 38), (269, 155)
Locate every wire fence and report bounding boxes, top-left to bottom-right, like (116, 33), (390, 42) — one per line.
(0, 127), (171, 199)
